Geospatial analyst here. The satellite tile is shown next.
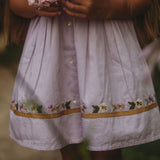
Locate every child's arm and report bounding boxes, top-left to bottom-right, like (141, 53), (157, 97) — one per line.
(9, 0), (36, 18)
(63, 0), (152, 19)
(10, 0), (62, 18)
(108, 0), (152, 19)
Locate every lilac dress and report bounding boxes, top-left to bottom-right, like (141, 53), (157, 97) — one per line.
(9, 11), (160, 151)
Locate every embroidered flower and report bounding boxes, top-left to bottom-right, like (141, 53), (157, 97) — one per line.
(117, 103), (125, 110)
(62, 102), (66, 110)
(112, 104), (117, 112)
(56, 104), (61, 112)
(128, 102), (136, 110)
(145, 98), (149, 106)
(37, 105), (42, 113)
(72, 99), (77, 104)
(19, 104), (24, 111)
(65, 101), (71, 110)
(61, 101), (71, 110)
(149, 96), (154, 103)
(23, 105), (28, 113)
(136, 99), (143, 108)
(48, 105), (55, 112)
(30, 105), (37, 113)
(11, 100), (15, 105)
(11, 100), (18, 110)
(92, 105), (99, 113)
(81, 104), (87, 113)
(100, 103), (108, 112)
(15, 103), (18, 110)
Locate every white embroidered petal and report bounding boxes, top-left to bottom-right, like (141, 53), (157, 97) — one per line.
(100, 103), (107, 112)
(136, 99), (143, 108)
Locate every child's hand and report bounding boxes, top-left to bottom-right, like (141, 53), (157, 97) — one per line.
(62, 0), (112, 19)
(35, 6), (62, 17)
(62, 0), (151, 19)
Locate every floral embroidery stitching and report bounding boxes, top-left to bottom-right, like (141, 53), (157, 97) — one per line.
(92, 105), (99, 113)
(128, 102), (136, 110)
(65, 101), (71, 110)
(81, 104), (87, 113)
(90, 96), (156, 114)
(11, 95), (156, 115)
(112, 104), (117, 112)
(48, 105), (55, 112)
(99, 103), (108, 112)
(149, 96), (154, 103)
(117, 103), (125, 111)
(11, 99), (78, 114)
(136, 99), (143, 108)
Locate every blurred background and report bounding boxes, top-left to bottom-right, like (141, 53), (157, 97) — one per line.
(0, 0), (160, 160)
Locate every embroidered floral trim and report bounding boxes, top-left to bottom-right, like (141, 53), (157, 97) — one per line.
(11, 99), (78, 114)
(82, 103), (157, 119)
(10, 96), (158, 119)
(11, 95), (156, 115)
(80, 95), (156, 114)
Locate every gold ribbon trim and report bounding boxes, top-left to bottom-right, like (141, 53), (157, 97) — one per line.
(10, 105), (81, 119)
(10, 102), (158, 119)
(81, 103), (158, 119)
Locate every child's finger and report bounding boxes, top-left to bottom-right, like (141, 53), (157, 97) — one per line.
(70, 0), (84, 5)
(64, 0), (87, 13)
(63, 7), (87, 18)
(35, 9), (61, 16)
(42, 6), (62, 12)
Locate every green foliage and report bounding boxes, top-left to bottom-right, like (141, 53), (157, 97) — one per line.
(78, 139), (91, 160)
(122, 140), (160, 160)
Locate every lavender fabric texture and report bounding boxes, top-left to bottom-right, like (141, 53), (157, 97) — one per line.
(9, 12), (160, 151)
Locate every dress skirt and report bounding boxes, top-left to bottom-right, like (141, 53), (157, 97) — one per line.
(9, 12), (160, 151)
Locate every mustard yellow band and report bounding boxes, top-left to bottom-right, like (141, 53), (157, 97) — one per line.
(10, 102), (158, 119)
(81, 103), (158, 119)
(10, 105), (81, 119)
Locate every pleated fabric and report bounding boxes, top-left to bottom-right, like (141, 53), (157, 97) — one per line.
(9, 12), (160, 151)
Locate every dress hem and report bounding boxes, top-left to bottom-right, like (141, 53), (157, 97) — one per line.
(9, 134), (83, 151)
(88, 134), (160, 151)
(9, 133), (160, 151)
